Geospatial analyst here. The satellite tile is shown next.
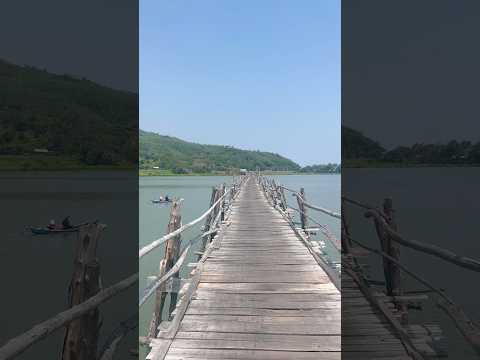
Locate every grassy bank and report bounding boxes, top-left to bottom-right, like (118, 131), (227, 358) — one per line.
(344, 159), (480, 168)
(0, 155), (134, 171)
(139, 169), (339, 176)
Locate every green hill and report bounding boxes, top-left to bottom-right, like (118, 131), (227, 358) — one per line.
(0, 59), (137, 169)
(139, 130), (301, 173)
(342, 126), (385, 160)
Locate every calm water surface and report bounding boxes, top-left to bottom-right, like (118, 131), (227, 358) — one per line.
(0, 172), (137, 359)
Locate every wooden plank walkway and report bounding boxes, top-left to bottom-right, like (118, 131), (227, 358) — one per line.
(148, 176), (443, 359)
(157, 176), (341, 359)
(342, 255), (444, 360)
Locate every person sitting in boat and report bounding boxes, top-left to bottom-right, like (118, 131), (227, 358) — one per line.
(165, 195), (170, 202)
(159, 196), (164, 201)
(62, 216), (73, 229)
(48, 219), (56, 230)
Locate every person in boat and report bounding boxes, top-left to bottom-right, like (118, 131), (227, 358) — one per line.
(48, 219), (56, 230)
(159, 196), (164, 201)
(62, 216), (73, 229)
(165, 195), (170, 202)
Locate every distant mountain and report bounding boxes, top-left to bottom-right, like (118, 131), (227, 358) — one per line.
(342, 126), (385, 159)
(0, 59), (138, 166)
(139, 130), (301, 173)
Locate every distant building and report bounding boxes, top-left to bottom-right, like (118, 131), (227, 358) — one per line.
(240, 168), (247, 175)
(152, 166), (160, 169)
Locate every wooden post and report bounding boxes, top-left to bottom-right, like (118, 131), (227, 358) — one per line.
(296, 188), (308, 231)
(62, 223), (105, 360)
(198, 187), (219, 260)
(220, 183), (226, 222)
(148, 200), (182, 337)
(271, 180), (278, 207)
(280, 186), (288, 212)
(382, 198), (406, 323)
(383, 198), (402, 296)
(341, 198), (351, 254)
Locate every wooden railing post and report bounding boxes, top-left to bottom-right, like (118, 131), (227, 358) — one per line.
(296, 188), (308, 230)
(220, 184), (226, 221)
(383, 198), (402, 296)
(341, 198), (351, 254)
(62, 223), (105, 360)
(198, 187), (219, 260)
(370, 198), (407, 322)
(280, 186), (288, 212)
(148, 200), (182, 337)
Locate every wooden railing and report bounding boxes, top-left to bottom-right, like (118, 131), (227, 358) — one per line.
(0, 224), (138, 360)
(342, 195), (480, 356)
(139, 174), (247, 354)
(257, 175), (341, 289)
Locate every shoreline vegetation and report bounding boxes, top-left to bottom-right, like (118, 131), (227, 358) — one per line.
(138, 169), (339, 177)
(343, 126), (480, 167)
(139, 130), (340, 176)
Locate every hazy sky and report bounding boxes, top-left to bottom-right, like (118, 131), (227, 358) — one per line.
(140, 0), (340, 166)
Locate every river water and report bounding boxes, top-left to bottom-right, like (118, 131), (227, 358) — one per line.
(0, 171), (138, 359)
(343, 167), (480, 359)
(138, 174), (341, 358)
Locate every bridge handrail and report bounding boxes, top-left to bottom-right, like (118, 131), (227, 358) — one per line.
(280, 185), (341, 219)
(139, 190), (230, 259)
(365, 209), (480, 272)
(288, 206), (341, 251)
(139, 225), (220, 307)
(344, 218), (480, 354)
(0, 273), (138, 360)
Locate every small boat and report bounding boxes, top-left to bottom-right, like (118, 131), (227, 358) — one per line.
(151, 199), (173, 204)
(30, 227), (80, 235)
(29, 221), (91, 235)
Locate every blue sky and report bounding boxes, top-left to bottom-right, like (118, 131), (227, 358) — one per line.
(140, 0), (340, 166)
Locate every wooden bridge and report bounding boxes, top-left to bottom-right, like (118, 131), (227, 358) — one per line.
(146, 175), (340, 359)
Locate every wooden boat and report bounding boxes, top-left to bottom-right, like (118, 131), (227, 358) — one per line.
(29, 221), (91, 235)
(30, 227), (79, 235)
(151, 199), (173, 204)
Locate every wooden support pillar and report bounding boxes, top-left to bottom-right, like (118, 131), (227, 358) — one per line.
(220, 183), (226, 221)
(382, 198), (406, 323)
(296, 188), (308, 230)
(383, 198), (402, 296)
(62, 223), (105, 360)
(148, 200), (182, 337)
(280, 186), (288, 212)
(341, 198), (351, 254)
(198, 187), (219, 260)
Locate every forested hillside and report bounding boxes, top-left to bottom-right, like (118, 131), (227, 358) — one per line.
(139, 130), (301, 173)
(0, 59), (137, 167)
